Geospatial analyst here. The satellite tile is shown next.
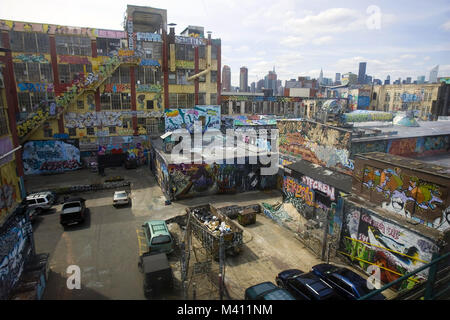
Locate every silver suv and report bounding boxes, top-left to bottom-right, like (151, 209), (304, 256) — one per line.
(25, 192), (55, 211)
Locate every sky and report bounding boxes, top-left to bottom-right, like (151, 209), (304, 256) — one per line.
(1, 0), (450, 87)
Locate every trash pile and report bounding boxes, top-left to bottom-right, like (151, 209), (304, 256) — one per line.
(192, 207), (232, 237)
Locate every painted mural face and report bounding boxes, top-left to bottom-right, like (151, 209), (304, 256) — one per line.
(165, 106), (221, 134)
(340, 205), (439, 290)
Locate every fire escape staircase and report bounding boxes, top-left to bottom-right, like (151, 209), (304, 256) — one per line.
(17, 55), (140, 144)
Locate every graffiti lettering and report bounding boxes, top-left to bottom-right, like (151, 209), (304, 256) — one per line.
(301, 176), (335, 201)
(283, 176), (314, 206)
(136, 32), (161, 42)
(18, 82), (54, 93)
(58, 55), (90, 65)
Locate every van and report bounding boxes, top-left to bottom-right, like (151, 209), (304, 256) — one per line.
(25, 192), (55, 211)
(142, 220), (174, 254)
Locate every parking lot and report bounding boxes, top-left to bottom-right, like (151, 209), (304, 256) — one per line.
(27, 166), (371, 300)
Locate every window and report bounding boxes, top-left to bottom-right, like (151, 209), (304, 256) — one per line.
(122, 117), (132, 129)
(9, 31), (50, 53)
(55, 35), (91, 56)
(169, 93), (195, 108)
(100, 93), (111, 110)
(121, 93), (131, 109)
(198, 93), (206, 105)
(119, 66), (130, 83)
(18, 92), (31, 112)
(68, 127), (77, 136)
(86, 127), (95, 136)
(168, 73), (176, 84)
(146, 100), (154, 109)
(198, 46), (206, 59)
(14, 62), (53, 82)
(142, 42), (162, 59)
(0, 108), (8, 136)
(96, 38), (120, 56)
(40, 63), (53, 82)
(58, 64), (70, 83)
(210, 93), (217, 105)
(43, 127), (53, 138)
(210, 71), (217, 83)
(26, 62), (40, 82)
(211, 45), (218, 60)
(111, 94), (121, 110)
(108, 126), (116, 134)
(77, 100), (84, 109)
(13, 62), (27, 82)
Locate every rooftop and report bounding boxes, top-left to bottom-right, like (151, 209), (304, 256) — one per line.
(286, 159), (353, 193)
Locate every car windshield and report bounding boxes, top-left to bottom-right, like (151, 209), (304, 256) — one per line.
(63, 202), (80, 209)
(116, 192), (127, 198)
(151, 235), (172, 245)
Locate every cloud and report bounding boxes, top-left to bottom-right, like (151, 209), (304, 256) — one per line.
(312, 36), (333, 45)
(441, 20), (450, 31)
(400, 54), (417, 59)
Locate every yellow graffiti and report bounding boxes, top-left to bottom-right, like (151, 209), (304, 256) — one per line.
(165, 110), (179, 117)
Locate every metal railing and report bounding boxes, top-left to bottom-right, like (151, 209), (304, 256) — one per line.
(358, 251), (450, 300)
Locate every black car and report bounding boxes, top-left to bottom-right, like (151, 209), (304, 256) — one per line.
(312, 263), (386, 300)
(275, 269), (339, 300)
(60, 197), (87, 228)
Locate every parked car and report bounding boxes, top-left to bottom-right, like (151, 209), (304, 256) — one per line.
(113, 190), (130, 207)
(138, 252), (173, 298)
(245, 281), (296, 300)
(25, 191), (56, 211)
(60, 197), (87, 228)
(142, 220), (174, 254)
(312, 263), (386, 300)
(275, 269), (340, 300)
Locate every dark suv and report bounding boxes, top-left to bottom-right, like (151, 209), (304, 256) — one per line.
(276, 269), (340, 300)
(312, 263), (386, 300)
(60, 197), (87, 228)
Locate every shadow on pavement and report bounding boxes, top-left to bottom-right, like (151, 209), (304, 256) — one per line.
(43, 270), (110, 300)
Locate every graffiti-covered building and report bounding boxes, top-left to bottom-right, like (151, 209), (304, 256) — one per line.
(0, 57), (26, 224)
(0, 4), (221, 175)
(339, 152), (450, 289)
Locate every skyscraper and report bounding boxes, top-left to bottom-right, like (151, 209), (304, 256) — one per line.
(429, 65), (439, 83)
(385, 75), (390, 85)
(358, 62), (367, 84)
(240, 66), (248, 92)
(417, 75), (425, 84)
(318, 68), (323, 85)
(264, 67), (277, 92)
(222, 65), (231, 92)
(335, 73), (341, 85)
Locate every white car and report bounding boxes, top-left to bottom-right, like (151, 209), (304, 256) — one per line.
(113, 191), (130, 207)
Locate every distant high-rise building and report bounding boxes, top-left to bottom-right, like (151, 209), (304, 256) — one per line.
(264, 67), (277, 92)
(429, 65), (439, 83)
(335, 73), (341, 85)
(222, 65), (231, 91)
(256, 79), (264, 92)
(406, 77), (412, 84)
(358, 62), (367, 84)
(384, 75), (390, 85)
(417, 75), (426, 84)
(365, 75), (372, 84)
(250, 82), (256, 93)
(318, 68), (323, 85)
(240, 66), (248, 92)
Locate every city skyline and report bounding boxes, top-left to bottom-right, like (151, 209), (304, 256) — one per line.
(1, 0), (449, 87)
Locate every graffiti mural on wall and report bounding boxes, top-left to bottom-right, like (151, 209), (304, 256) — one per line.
(340, 203), (439, 290)
(361, 165), (447, 228)
(18, 83), (54, 93)
(283, 176), (315, 207)
(0, 137), (13, 167)
(22, 140), (81, 175)
(155, 160), (276, 200)
(13, 54), (49, 64)
(386, 136), (449, 157)
(278, 120), (353, 175)
(0, 215), (32, 300)
(165, 105), (221, 133)
(65, 111), (122, 128)
(97, 135), (149, 164)
(0, 160), (21, 219)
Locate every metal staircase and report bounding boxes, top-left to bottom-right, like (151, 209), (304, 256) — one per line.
(17, 54), (140, 144)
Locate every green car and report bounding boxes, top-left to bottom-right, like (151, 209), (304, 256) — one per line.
(142, 220), (174, 254)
